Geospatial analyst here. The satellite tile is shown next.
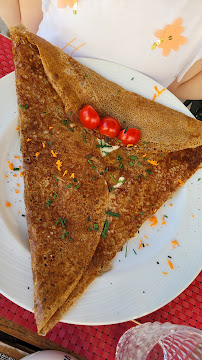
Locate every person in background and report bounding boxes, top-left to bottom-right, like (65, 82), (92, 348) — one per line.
(0, 0), (201, 100)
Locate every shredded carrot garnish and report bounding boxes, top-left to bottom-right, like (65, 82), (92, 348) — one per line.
(6, 202), (11, 207)
(170, 203), (173, 207)
(56, 160), (62, 171)
(18, 211), (20, 214)
(153, 209), (157, 213)
(15, 189), (19, 194)
(17, 183), (19, 187)
(192, 214), (195, 218)
(8, 161), (14, 171)
(162, 272), (168, 275)
(5, 175), (8, 178)
(127, 144), (133, 148)
(178, 179), (184, 187)
(138, 240), (143, 249)
(20, 171), (23, 177)
(14, 156), (20, 159)
(154, 86), (166, 96)
(63, 170), (68, 177)
(146, 243), (149, 246)
(147, 160), (158, 166)
(13, 174), (17, 178)
(19, 166), (21, 169)
(27, 138), (31, 142)
(162, 216), (166, 225)
(152, 94), (157, 102)
(70, 173), (75, 178)
(171, 240), (179, 249)
(49, 126), (53, 129)
(144, 235), (148, 239)
(35, 152), (40, 157)
(149, 216), (158, 227)
(51, 150), (58, 158)
(167, 259), (174, 269)
(42, 142), (46, 148)
(143, 154), (147, 158)
(16, 125), (20, 131)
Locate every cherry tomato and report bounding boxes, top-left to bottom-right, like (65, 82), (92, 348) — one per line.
(118, 128), (141, 145)
(79, 105), (100, 129)
(98, 117), (121, 138)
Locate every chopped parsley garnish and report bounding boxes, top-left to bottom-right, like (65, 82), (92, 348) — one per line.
(129, 156), (138, 160)
(94, 223), (99, 231)
(105, 211), (120, 218)
(62, 119), (69, 127)
(61, 231), (69, 239)
(46, 199), (52, 207)
(109, 174), (116, 182)
(101, 221), (109, 238)
(20, 104), (28, 110)
(129, 162), (134, 166)
(66, 183), (72, 189)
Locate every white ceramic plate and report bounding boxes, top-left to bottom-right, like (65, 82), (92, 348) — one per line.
(0, 60), (202, 326)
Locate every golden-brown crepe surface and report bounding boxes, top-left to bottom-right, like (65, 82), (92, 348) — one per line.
(10, 25), (202, 335)
(10, 26), (109, 333)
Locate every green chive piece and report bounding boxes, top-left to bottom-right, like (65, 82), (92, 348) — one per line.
(60, 217), (65, 228)
(21, 214), (26, 217)
(73, 178), (77, 182)
(198, 178), (201, 181)
(48, 141), (52, 146)
(74, 184), (80, 190)
(109, 186), (114, 193)
(20, 104), (28, 110)
(42, 111), (47, 114)
(92, 176), (97, 180)
(164, 215), (168, 218)
(140, 212), (144, 215)
(117, 89), (121, 93)
(53, 174), (58, 182)
(62, 231), (69, 239)
(119, 163), (124, 170)
(69, 127), (74, 132)
(88, 227), (92, 231)
(50, 130), (53, 136)
(88, 216), (91, 222)
(94, 223), (99, 231)
(83, 136), (87, 143)
(69, 111), (72, 115)
(88, 159), (92, 165)
(69, 236), (73, 241)
(105, 211), (120, 218)
(133, 249), (137, 255)
(109, 174), (116, 182)
(85, 73), (88, 78)
(137, 162), (142, 166)
(101, 221), (109, 238)
(53, 192), (59, 198)
(62, 119), (69, 127)
(129, 162), (134, 166)
(124, 126), (129, 134)
(117, 156), (123, 162)
(129, 156), (138, 160)
(131, 77), (134, 80)
(103, 151), (110, 156)
(86, 155), (93, 159)
(55, 219), (60, 226)
(13, 167), (20, 171)
(46, 199), (52, 207)
(134, 216), (137, 221)
(169, 184), (171, 193)
(105, 167), (109, 172)
(66, 183), (72, 189)
(146, 169), (152, 175)
(125, 244), (128, 258)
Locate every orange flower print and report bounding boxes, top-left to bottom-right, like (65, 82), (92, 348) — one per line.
(58, 0), (74, 8)
(154, 18), (187, 57)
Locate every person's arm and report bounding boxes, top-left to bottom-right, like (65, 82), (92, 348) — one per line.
(0, 0), (42, 33)
(168, 59), (202, 100)
(0, 0), (21, 27)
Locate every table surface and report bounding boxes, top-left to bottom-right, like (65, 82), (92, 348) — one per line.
(0, 33), (202, 360)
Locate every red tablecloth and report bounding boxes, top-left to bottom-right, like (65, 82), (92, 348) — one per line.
(0, 33), (202, 360)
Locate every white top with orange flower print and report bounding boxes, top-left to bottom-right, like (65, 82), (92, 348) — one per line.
(38, 0), (202, 87)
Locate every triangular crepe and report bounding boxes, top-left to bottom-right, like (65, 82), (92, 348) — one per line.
(10, 26), (202, 335)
